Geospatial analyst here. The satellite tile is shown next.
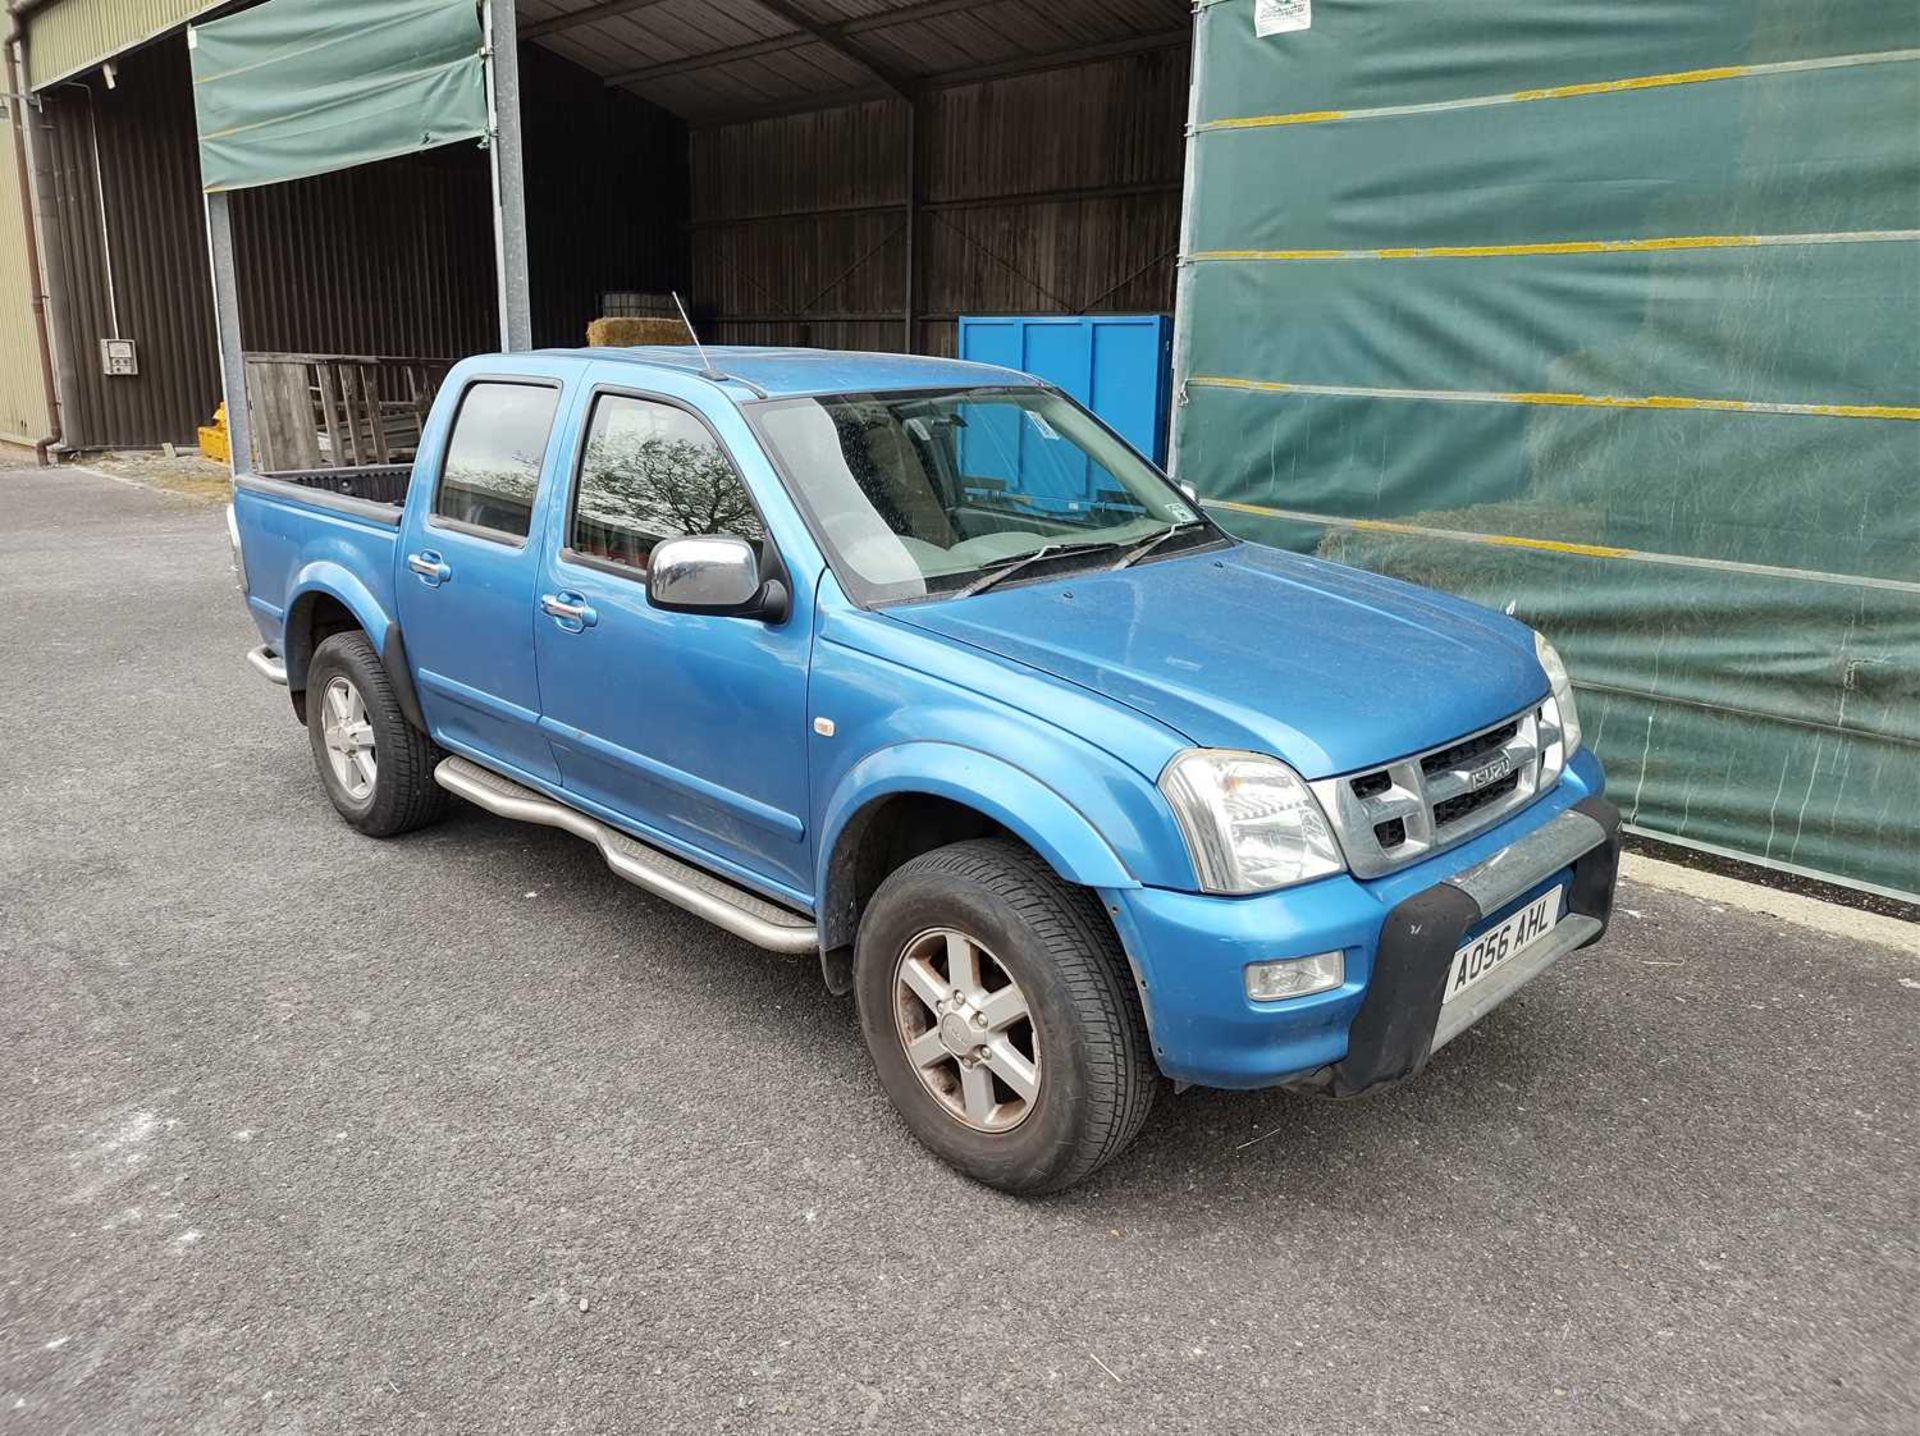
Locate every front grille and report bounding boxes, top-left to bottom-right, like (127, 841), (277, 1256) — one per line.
(1351, 770), (1393, 800)
(1309, 698), (1570, 879)
(1421, 721), (1518, 778)
(1432, 769), (1521, 826)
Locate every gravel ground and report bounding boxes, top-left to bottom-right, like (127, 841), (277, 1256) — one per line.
(2, 465), (1915, 1435)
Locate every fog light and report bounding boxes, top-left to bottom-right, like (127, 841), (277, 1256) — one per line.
(1244, 951), (1344, 1002)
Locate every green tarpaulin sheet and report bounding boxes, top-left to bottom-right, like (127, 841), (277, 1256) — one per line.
(189, 0), (487, 193)
(1172, 0), (1920, 898)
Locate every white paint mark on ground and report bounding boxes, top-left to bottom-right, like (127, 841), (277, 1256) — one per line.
(1621, 854), (1919, 956)
(102, 1112), (157, 1150)
(66, 1110), (162, 1204)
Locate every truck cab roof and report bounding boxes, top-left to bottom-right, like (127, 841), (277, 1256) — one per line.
(532, 344), (1039, 401)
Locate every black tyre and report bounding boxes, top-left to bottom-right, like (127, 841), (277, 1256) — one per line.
(854, 837), (1156, 1195)
(305, 631), (450, 838)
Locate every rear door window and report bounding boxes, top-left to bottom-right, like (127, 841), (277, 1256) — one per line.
(433, 382), (561, 540)
(569, 393), (764, 572)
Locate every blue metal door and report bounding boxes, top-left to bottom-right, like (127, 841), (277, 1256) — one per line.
(530, 384), (814, 902)
(958, 314), (1175, 464)
(396, 375), (569, 784)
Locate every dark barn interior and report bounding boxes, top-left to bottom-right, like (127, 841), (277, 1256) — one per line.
(29, 0), (1190, 451)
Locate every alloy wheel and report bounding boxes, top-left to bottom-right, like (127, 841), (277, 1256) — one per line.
(320, 675), (377, 802)
(892, 927), (1041, 1132)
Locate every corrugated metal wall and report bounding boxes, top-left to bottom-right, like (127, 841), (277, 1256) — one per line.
(19, 29), (685, 451)
(39, 34), (219, 449)
(691, 45), (1188, 356)
(23, 0), (221, 90)
(520, 43), (688, 348)
(229, 144), (498, 359)
(225, 43), (686, 359)
(0, 94), (53, 449)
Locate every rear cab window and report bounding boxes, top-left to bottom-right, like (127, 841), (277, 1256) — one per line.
(433, 381), (563, 542)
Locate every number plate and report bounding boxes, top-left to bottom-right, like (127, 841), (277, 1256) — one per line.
(1442, 887), (1565, 1006)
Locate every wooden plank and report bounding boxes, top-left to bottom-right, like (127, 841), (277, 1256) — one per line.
(244, 350), (450, 366)
(241, 360), (277, 470)
(243, 358), (322, 472)
(357, 364), (390, 464)
(338, 363), (366, 466)
(314, 364), (346, 467)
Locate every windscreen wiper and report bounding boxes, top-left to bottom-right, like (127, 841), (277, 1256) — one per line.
(953, 540), (1120, 599)
(1109, 519), (1210, 570)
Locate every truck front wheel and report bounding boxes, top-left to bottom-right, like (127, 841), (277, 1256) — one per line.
(305, 631), (449, 838)
(854, 838), (1156, 1195)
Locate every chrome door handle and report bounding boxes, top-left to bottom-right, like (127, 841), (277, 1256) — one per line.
(407, 551), (451, 585)
(541, 592), (598, 629)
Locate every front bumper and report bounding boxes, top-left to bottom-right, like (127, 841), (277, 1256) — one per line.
(1106, 748), (1620, 1091)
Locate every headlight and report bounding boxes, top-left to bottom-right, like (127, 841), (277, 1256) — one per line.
(1534, 631), (1582, 754)
(1159, 749), (1346, 893)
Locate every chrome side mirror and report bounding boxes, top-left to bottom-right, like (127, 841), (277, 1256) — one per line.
(646, 535), (786, 621)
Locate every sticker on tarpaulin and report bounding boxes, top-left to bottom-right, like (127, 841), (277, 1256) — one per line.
(1255, 0), (1310, 36)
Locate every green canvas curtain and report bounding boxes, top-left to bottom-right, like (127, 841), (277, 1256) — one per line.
(189, 0), (488, 193)
(1173, 0), (1920, 898)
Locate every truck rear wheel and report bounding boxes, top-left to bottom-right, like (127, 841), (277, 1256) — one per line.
(854, 837), (1156, 1195)
(305, 631), (449, 838)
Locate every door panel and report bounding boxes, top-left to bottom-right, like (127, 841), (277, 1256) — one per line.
(533, 391), (812, 895)
(397, 378), (565, 783)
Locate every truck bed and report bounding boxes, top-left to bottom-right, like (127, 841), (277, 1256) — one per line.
(233, 463), (411, 668)
(258, 464), (412, 507)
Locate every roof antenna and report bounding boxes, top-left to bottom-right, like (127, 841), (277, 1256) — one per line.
(671, 291), (724, 383)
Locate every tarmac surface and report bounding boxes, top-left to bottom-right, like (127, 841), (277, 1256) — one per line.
(2, 464), (1915, 1434)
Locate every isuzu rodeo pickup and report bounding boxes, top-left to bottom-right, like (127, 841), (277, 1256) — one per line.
(229, 345), (1620, 1194)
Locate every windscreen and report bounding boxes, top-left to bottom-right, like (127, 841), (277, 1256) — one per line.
(753, 387), (1206, 604)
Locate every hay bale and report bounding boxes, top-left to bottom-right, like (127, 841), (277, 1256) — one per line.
(586, 316), (692, 347)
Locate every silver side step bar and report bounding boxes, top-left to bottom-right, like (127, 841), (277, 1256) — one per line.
(246, 646), (288, 685)
(433, 756), (818, 954)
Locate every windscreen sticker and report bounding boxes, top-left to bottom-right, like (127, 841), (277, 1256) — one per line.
(1028, 412), (1061, 441)
(1166, 503), (1196, 523)
(1255, 0), (1310, 36)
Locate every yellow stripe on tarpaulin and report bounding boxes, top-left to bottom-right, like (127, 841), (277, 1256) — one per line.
(1198, 48), (1920, 132)
(1200, 500), (1920, 596)
(1512, 64), (1754, 101)
(1186, 376), (1920, 423)
(1189, 230), (1920, 263)
(1207, 501), (1630, 558)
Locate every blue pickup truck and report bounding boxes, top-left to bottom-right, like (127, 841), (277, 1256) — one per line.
(229, 345), (1619, 1194)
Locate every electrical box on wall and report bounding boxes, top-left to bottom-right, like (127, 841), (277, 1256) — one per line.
(100, 338), (138, 377)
